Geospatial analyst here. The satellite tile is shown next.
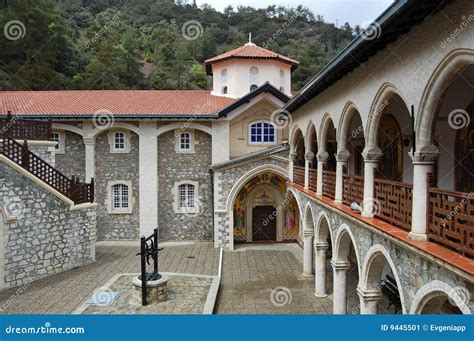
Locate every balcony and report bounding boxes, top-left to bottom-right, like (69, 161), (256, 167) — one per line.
(289, 165), (473, 261)
(0, 112), (52, 141)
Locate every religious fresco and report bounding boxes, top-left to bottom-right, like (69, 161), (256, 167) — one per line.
(378, 114), (404, 181)
(233, 173), (299, 242)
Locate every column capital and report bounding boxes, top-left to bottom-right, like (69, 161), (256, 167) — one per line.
(303, 229), (314, 238)
(410, 144), (439, 164)
(356, 286), (383, 302)
(83, 137), (95, 145)
(336, 149), (350, 162)
(305, 151), (315, 161)
(317, 151), (329, 162)
(314, 241), (329, 251)
(331, 260), (351, 271)
(289, 152), (297, 161)
(362, 147), (383, 162)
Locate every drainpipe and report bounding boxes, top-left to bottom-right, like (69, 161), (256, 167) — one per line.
(209, 167), (215, 241)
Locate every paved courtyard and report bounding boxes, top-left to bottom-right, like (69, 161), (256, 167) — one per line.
(0, 241), (393, 315)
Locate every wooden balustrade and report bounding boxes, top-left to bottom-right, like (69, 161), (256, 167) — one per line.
(428, 188), (473, 258)
(0, 112), (52, 141)
(374, 178), (412, 231)
(342, 174), (364, 206)
(0, 134), (94, 205)
(322, 170), (336, 199)
(308, 168), (317, 192)
(293, 165), (305, 187)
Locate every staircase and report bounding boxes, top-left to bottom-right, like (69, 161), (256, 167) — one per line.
(0, 119), (94, 205)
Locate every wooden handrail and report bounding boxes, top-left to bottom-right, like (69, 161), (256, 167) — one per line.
(0, 133), (94, 204)
(0, 112), (52, 141)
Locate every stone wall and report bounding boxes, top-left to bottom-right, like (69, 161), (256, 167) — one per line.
(289, 187), (474, 314)
(55, 131), (85, 180)
(95, 131), (140, 240)
(27, 142), (56, 167)
(0, 160), (96, 290)
(158, 129), (213, 241)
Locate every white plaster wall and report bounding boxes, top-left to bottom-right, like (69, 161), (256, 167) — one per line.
(211, 59), (292, 98)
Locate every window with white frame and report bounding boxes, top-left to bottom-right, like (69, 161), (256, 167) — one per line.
(249, 66), (259, 90)
(176, 130), (194, 153)
(114, 131), (126, 151)
(173, 180), (199, 213)
(249, 121), (276, 144)
(178, 183), (195, 209)
(51, 131), (65, 154)
(108, 181), (133, 214)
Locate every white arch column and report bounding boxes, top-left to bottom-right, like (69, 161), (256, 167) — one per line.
(357, 286), (382, 314)
(331, 260), (351, 314)
(289, 152), (297, 182)
(361, 148), (383, 217)
(335, 150), (350, 204)
(304, 151), (314, 189)
(314, 241), (329, 297)
(409, 145), (439, 241)
(316, 152), (328, 195)
(83, 137), (95, 182)
(303, 229), (314, 277)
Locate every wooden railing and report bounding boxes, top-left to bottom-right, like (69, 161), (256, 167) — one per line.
(0, 112), (52, 141)
(374, 178), (412, 231)
(322, 170), (336, 199)
(293, 165), (305, 187)
(343, 174), (364, 206)
(0, 134), (94, 204)
(428, 188), (473, 258)
(308, 168), (317, 192)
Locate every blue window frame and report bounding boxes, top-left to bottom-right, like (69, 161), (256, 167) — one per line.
(249, 121), (276, 144)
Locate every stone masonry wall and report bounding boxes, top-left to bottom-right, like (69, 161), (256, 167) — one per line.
(0, 161), (96, 290)
(55, 131), (86, 180)
(289, 188), (474, 314)
(95, 131), (140, 240)
(158, 129), (213, 241)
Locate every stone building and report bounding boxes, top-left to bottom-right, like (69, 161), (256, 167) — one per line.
(0, 0), (473, 315)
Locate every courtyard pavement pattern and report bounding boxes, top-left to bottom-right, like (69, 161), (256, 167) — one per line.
(0, 241), (393, 314)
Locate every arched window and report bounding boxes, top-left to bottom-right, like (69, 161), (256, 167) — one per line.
(178, 183), (195, 208)
(112, 183), (129, 210)
(51, 132), (60, 150)
(249, 121), (276, 144)
(222, 86), (228, 94)
(279, 86), (285, 92)
(221, 69), (228, 95)
(250, 66), (259, 90)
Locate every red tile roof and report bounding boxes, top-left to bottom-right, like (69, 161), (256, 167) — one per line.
(205, 43), (299, 73)
(0, 90), (236, 117)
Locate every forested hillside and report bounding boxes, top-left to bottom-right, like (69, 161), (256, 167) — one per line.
(0, 0), (358, 91)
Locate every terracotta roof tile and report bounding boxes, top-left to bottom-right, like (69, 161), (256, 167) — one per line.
(205, 43), (299, 68)
(0, 90), (235, 117)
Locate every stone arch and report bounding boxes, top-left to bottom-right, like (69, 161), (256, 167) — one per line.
(289, 124), (305, 153)
(225, 164), (288, 212)
(334, 223), (361, 275)
(91, 122), (140, 138)
(337, 101), (364, 152)
(305, 120), (317, 151)
(52, 123), (84, 137)
(360, 244), (407, 314)
(303, 202), (315, 235)
(156, 122), (212, 137)
(410, 280), (471, 314)
(245, 183), (285, 242)
(315, 211), (334, 249)
(286, 186), (305, 219)
(417, 48), (474, 147)
(365, 83), (408, 149)
(318, 113), (336, 153)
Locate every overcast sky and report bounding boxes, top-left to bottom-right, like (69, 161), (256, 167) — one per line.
(196, 0), (394, 27)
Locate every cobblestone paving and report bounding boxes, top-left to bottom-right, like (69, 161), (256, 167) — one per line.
(215, 243), (362, 314)
(0, 242), (219, 314)
(77, 274), (214, 314)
